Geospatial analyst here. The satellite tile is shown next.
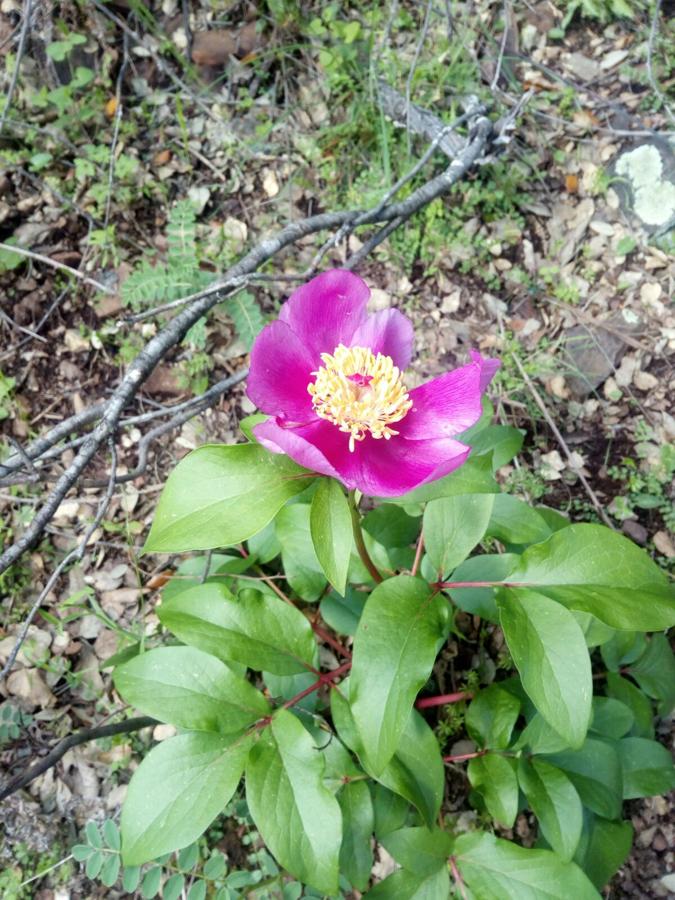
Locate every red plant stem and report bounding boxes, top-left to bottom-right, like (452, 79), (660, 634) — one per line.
(449, 856), (468, 900)
(411, 531), (425, 577)
(282, 660), (352, 709)
(349, 497), (383, 584)
(415, 691), (472, 709)
(433, 580), (529, 589)
(443, 749), (487, 763)
(312, 621), (352, 660)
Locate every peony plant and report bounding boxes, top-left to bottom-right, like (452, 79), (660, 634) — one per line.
(111, 270), (675, 899)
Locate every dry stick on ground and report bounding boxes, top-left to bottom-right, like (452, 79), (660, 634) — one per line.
(0, 0), (32, 136)
(0, 715), (157, 802)
(0, 87), (505, 681)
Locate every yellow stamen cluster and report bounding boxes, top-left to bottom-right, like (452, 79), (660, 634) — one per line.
(308, 344), (412, 451)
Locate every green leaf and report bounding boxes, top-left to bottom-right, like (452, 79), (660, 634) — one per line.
(246, 709), (342, 895)
(178, 842), (199, 870)
(100, 853), (121, 887)
(203, 851), (227, 879)
(275, 503), (328, 601)
(363, 505), (420, 548)
(518, 757), (583, 860)
(144, 444), (311, 553)
(381, 827), (453, 875)
(332, 685), (444, 827)
(617, 737), (675, 798)
(574, 814), (633, 889)
(162, 874), (186, 900)
(350, 575), (449, 773)
(121, 732), (251, 865)
(498, 588), (592, 747)
(468, 424), (524, 470)
(545, 738), (622, 820)
(187, 882), (207, 900)
(72, 844), (93, 862)
(86, 850), (104, 879)
(309, 478), (353, 595)
(505, 524), (675, 630)
(628, 634), (675, 714)
(122, 866), (141, 892)
(114, 646), (270, 733)
(158, 582), (317, 675)
(606, 673), (654, 738)
(423, 493), (494, 576)
(367, 866), (450, 899)
(601, 631), (647, 671)
(589, 697), (634, 739)
(466, 685), (521, 750)
(103, 818), (121, 851)
(393, 453), (499, 504)
(447, 553), (519, 622)
(487, 493), (552, 546)
(141, 867), (162, 899)
(455, 831), (600, 899)
(468, 754), (519, 827)
(514, 713), (569, 755)
(85, 821), (102, 849)
(246, 520), (280, 563)
(372, 784), (409, 837)
(319, 588), (366, 637)
(338, 780), (374, 890)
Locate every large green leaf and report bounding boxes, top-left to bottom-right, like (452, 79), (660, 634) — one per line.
(487, 493), (552, 546)
(144, 444), (311, 553)
(309, 478), (353, 596)
(628, 634), (675, 715)
(363, 504), (420, 548)
(498, 588), (592, 747)
(617, 737), (675, 798)
(514, 713), (569, 755)
(113, 647), (269, 733)
(381, 827), (453, 876)
(518, 757), (583, 861)
(423, 493), (494, 576)
(393, 453), (499, 504)
(467, 424), (524, 470)
(454, 831), (600, 899)
(505, 524), (675, 630)
(545, 739), (623, 820)
(246, 710), (341, 895)
(367, 866), (449, 899)
(121, 732), (250, 865)
(338, 780), (373, 891)
(468, 754), (518, 828)
(447, 553), (519, 622)
(605, 673), (654, 738)
(276, 502), (328, 601)
(589, 697), (634, 740)
(465, 685), (521, 750)
(350, 575), (449, 773)
(574, 814), (633, 890)
(158, 582), (317, 675)
(331, 685), (444, 827)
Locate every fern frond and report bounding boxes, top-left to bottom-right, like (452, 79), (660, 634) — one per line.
(228, 291), (266, 350)
(167, 200), (198, 271)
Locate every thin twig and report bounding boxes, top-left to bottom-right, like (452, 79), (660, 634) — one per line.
(509, 352), (615, 529)
(490, 0), (511, 92)
(0, 243), (112, 293)
(0, 440), (118, 681)
(0, 0), (32, 136)
(0, 715), (156, 801)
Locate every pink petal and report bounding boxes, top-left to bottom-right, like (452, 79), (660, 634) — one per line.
(470, 350), (501, 391)
(278, 270), (370, 361)
(350, 309), (415, 369)
(399, 352), (499, 440)
(255, 417), (470, 498)
(247, 320), (316, 421)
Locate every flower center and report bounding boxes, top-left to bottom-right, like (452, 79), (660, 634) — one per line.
(308, 344), (412, 451)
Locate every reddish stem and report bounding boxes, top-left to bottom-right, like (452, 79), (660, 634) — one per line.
(449, 856), (468, 900)
(433, 580), (529, 589)
(415, 691), (472, 709)
(349, 494), (384, 584)
(312, 621), (352, 660)
(282, 660), (352, 709)
(443, 749), (487, 763)
(411, 532), (425, 577)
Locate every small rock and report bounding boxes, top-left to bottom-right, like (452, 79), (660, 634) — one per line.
(64, 329), (90, 353)
(563, 311), (641, 396)
(0, 625), (52, 666)
(93, 629), (120, 661)
(7, 668), (56, 709)
(153, 723), (177, 741)
(622, 520), (648, 545)
(449, 739), (476, 757)
(539, 450), (565, 481)
(191, 29), (236, 67)
(187, 185), (210, 215)
(77, 614), (103, 640)
(633, 370), (658, 391)
(652, 831), (668, 852)
(589, 220), (614, 236)
(565, 52), (601, 81)
(262, 169), (280, 198)
(368, 288), (390, 311)
(653, 531), (675, 558)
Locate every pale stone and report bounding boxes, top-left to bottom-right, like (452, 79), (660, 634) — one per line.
(633, 370), (658, 391)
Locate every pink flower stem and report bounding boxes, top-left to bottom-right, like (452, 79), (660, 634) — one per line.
(449, 856), (468, 900)
(411, 531), (425, 577)
(349, 492), (384, 584)
(416, 691), (472, 709)
(443, 749), (487, 763)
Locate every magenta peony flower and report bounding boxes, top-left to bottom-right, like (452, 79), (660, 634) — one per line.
(247, 270), (499, 497)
